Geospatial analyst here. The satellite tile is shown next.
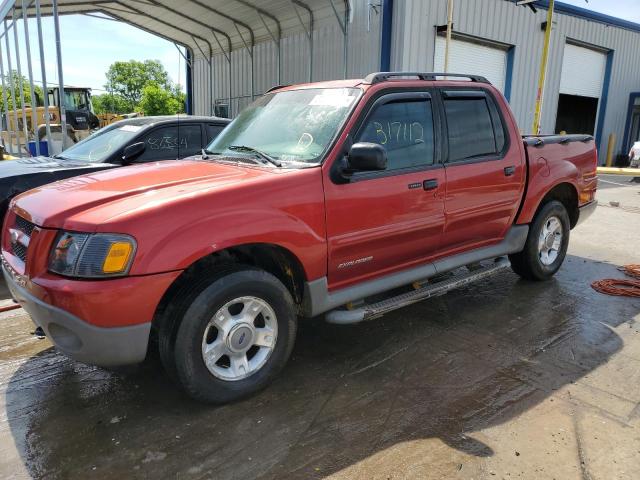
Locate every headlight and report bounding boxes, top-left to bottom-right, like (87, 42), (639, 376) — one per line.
(49, 232), (136, 278)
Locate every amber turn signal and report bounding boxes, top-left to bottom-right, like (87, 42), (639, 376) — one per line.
(102, 242), (134, 273)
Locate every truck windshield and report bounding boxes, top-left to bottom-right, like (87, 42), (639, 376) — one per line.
(55, 124), (141, 163)
(206, 87), (360, 165)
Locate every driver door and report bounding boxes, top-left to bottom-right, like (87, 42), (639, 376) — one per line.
(133, 124), (203, 162)
(323, 91), (446, 290)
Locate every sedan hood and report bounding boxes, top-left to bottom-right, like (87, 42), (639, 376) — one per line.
(13, 159), (278, 229)
(0, 156), (109, 176)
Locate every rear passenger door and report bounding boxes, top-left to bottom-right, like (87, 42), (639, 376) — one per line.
(439, 88), (524, 254)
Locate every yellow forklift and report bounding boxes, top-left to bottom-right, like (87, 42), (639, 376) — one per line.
(2, 86), (100, 156)
(1, 86), (143, 157)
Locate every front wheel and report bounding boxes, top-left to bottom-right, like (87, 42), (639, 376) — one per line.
(509, 200), (570, 281)
(170, 268), (297, 404)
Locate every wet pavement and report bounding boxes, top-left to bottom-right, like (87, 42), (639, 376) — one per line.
(1, 175), (639, 479)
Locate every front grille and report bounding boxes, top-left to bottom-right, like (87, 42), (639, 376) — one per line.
(12, 242), (27, 263)
(15, 216), (35, 236)
(10, 215), (36, 264)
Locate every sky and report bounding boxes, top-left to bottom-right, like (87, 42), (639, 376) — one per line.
(1, 13), (184, 94)
(0, 1), (637, 96)
(556, 0), (640, 23)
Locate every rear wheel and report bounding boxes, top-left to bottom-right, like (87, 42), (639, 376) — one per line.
(167, 268), (297, 403)
(509, 200), (570, 281)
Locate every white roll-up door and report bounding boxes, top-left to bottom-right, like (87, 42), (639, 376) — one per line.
(559, 43), (606, 98)
(434, 36), (507, 92)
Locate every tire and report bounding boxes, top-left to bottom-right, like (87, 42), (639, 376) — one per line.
(169, 267), (297, 403)
(509, 200), (570, 281)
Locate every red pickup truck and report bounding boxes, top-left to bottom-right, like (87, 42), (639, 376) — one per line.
(2, 72), (597, 403)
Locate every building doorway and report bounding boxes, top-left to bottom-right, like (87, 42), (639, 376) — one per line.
(555, 94), (599, 134)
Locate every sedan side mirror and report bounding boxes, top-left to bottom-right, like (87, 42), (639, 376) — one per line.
(348, 142), (387, 171)
(121, 142), (146, 165)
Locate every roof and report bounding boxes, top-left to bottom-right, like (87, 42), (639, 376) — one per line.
(512, 1), (640, 34)
(3, 1), (636, 60)
(0, 0), (350, 58)
(116, 115), (230, 127)
(277, 79), (368, 91)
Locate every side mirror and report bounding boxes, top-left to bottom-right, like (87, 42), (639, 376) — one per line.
(121, 142), (145, 164)
(347, 142), (387, 171)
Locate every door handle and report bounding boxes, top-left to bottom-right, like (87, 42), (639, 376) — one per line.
(423, 179), (438, 191)
(504, 165), (515, 176)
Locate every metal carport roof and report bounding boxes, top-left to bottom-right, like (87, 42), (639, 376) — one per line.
(0, 0), (352, 154)
(0, 0), (350, 60)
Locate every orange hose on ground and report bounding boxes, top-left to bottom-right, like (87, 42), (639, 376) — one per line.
(0, 303), (21, 313)
(618, 264), (640, 279)
(591, 264), (640, 297)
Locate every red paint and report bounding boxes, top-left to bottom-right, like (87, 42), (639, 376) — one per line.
(516, 139), (598, 225)
(2, 77), (598, 330)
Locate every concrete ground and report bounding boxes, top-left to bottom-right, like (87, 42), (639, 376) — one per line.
(0, 175), (639, 480)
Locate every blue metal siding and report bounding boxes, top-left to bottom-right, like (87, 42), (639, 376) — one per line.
(595, 50), (613, 154)
(380, 0), (394, 71)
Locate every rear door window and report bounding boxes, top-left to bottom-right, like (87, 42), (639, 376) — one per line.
(177, 124), (203, 157)
(443, 91), (507, 162)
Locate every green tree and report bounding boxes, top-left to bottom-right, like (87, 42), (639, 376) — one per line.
(0, 70), (44, 112)
(92, 93), (130, 114)
(104, 60), (171, 111)
(137, 82), (185, 116)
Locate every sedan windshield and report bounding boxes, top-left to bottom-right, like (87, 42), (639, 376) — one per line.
(55, 124), (142, 163)
(206, 87), (360, 165)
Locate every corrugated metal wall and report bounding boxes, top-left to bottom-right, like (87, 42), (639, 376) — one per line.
(191, 0), (640, 156)
(192, 0), (382, 117)
(390, 0), (640, 155)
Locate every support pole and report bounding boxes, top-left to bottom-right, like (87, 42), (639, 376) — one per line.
(257, 12), (280, 85)
(234, 22), (254, 101)
(328, 0), (349, 78)
(605, 133), (616, 167)
(0, 30), (14, 154)
(3, 19), (20, 154)
(444, 0), (453, 73)
(52, 0), (68, 150)
(211, 30), (232, 117)
(22, 0), (40, 156)
(12, 9), (30, 154)
(532, 0), (554, 135)
(191, 37), (213, 116)
(292, 1), (313, 82)
(35, 0), (52, 149)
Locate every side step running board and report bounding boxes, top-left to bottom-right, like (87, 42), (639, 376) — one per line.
(325, 258), (511, 324)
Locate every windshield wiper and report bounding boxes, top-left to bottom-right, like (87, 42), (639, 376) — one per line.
(228, 145), (282, 167)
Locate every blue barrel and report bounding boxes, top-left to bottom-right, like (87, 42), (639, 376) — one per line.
(28, 141), (49, 157)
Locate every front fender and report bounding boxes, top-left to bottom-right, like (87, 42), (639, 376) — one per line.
(130, 206), (327, 281)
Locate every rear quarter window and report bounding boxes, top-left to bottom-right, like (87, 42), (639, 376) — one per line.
(206, 124), (226, 143)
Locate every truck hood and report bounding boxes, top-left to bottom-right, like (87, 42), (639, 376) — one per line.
(13, 159), (277, 229)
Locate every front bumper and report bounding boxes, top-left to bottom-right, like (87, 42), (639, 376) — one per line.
(576, 200), (597, 227)
(3, 265), (151, 367)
